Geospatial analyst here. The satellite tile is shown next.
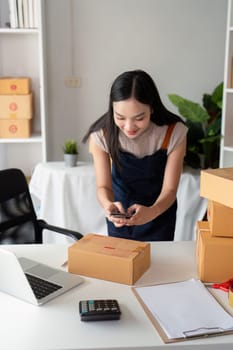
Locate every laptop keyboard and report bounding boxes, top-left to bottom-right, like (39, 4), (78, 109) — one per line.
(25, 273), (62, 299)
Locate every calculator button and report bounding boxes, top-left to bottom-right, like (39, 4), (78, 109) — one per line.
(89, 305), (95, 311)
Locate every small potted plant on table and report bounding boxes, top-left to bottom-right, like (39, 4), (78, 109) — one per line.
(63, 139), (78, 167)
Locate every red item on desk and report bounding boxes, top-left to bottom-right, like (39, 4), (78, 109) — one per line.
(212, 278), (233, 292)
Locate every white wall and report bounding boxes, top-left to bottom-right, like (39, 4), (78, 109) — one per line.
(44, 0), (228, 161)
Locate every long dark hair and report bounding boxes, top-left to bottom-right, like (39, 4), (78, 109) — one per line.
(82, 69), (184, 167)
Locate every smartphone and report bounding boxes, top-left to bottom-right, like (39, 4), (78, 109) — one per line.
(110, 212), (132, 219)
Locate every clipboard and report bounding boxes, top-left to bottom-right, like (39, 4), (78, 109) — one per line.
(132, 279), (233, 343)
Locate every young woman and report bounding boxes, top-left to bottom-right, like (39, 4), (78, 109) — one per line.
(83, 70), (187, 241)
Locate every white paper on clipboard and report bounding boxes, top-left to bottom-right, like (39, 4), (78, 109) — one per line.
(134, 279), (233, 340)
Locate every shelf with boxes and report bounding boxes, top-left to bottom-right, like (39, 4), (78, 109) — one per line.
(0, 77), (33, 138)
(0, 0), (47, 176)
(197, 167), (233, 283)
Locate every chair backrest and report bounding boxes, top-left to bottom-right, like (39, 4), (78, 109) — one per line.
(0, 168), (42, 244)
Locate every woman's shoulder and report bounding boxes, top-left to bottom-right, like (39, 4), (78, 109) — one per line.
(149, 120), (187, 132)
(91, 129), (109, 152)
(167, 121), (188, 153)
(148, 121), (187, 139)
(173, 120), (188, 133)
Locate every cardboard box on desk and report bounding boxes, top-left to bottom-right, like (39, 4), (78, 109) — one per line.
(0, 119), (31, 138)
(0, 77), (30, 94)
(68, 233), (151, 285)
(207, 200), (233, 237)
(197, 221), (233, 283)
(196, 220), (210, 258)
(0, 93), (33, 119)
(200, 168), (233, 209)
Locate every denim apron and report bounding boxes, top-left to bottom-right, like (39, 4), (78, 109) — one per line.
(107, 124), (177, 241)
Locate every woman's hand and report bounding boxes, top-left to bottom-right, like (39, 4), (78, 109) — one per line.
(125, 204), (159, 226)
(105, 201), (128, 227)
(105, 203), (160, 227)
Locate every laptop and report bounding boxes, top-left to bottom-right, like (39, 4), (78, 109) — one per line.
(0, 248), (84, 306)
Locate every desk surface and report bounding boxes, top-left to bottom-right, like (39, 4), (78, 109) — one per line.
(0, 241), (232, 350)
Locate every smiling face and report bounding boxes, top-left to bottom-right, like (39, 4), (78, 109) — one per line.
(113, 98), (152, 139)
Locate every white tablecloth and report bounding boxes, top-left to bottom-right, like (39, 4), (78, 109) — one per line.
(29, 161), (107, 243)
(175, 166), (207, 240)
(29, 162), (207, 243)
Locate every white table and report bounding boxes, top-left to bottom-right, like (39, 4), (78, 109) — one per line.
(175, 166), (207, 241)
(29, 162), (207, 243)
(29, 161), (107, 243)
(0, 241), (233, 350)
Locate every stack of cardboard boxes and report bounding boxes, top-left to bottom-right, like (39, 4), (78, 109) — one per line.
(197, 167), (233, 283)
(0, 77), (33, 138)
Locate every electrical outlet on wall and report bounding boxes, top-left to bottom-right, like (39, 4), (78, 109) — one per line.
(64, 77), (81, 88)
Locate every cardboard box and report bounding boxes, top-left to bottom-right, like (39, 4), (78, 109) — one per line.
(197, 222), (233, 282)
(207, 200), (233, 237)
(68, 233), (151, 285)
(200, 168), (233, 209)
(196, 220), (210, 258)
(0, 93), (33, 119)
(0, 77), (30, 94)
(0, 119), (31, 138)
(229, 286), (233, 307)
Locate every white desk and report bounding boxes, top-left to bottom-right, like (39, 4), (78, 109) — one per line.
(29, 162), (207, 242)
(0, 242), (233, 350)
(29, 161), (107, 243)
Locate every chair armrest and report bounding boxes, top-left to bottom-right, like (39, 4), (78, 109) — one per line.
(38, 220), (83, 241)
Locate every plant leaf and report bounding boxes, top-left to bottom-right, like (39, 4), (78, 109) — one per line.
(63, 139), (78, 154)
(206, 115), (221, 136)
(168, 94), (209, 123)
(168, 94), (186, 108)
(211, 82), (223, 107)
(199, 134), (221, 144)
(203, 93), (219, 116)
(178, 101), (209, 123)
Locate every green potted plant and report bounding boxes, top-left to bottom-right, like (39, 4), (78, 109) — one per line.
(63, 139), (78, 167)
(168, 82), (223, 169)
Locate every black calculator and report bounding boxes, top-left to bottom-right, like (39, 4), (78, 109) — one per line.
(79, 299), (121, 321)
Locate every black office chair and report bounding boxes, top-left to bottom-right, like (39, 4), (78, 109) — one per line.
(0, 168), (83, 244)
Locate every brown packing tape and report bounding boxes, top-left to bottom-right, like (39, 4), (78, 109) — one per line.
(229, 285), (233, 307)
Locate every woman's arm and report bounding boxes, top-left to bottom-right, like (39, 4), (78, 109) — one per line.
(151, 137), (186, 215)
(89, 135), (125, 216)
